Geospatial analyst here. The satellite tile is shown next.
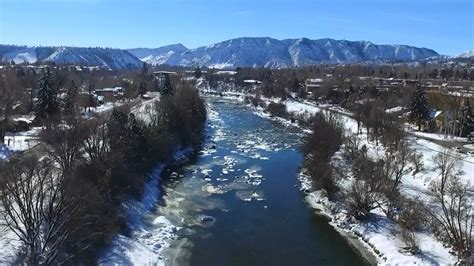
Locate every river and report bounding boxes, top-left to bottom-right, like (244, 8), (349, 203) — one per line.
(137, 97), (367, 266)
(101, 97), (370, 265)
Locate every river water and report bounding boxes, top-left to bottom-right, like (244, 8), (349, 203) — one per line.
(149, 97), (369, 266)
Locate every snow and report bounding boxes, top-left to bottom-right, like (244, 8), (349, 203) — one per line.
(0, 146), (14, 160)
(385, 106), (405, 114)
(2, 47), (38, 64)
(286, 101), (470, 264)
(3, 127), (42, 152)
(215, 70), (237, 75)
(100, 163), (180, 266)
(210, 89), (464, 265)
(454, 50), (474, 59)
(409, 130), (468, 143)
(1, 46), (142, 69)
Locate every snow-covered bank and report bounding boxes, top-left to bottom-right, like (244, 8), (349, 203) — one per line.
(100, 148), (193, 266)
(206, 90), (465, 265)
(0, 146), (14, 160)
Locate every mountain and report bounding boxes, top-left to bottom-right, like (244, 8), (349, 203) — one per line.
(127, 44), (188, 66)
(0, 38), (441, 69)
(453, 50), (474, 59)
(0, 45), (143, 69)
(127, 37), (439, 68)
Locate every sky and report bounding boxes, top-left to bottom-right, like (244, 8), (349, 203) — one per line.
(0, 0), (472, 55)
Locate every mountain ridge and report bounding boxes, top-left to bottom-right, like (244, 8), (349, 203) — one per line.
(1, 37), (442, 69)
(126, 37), (439, 68)
(0, 45), (143, 69)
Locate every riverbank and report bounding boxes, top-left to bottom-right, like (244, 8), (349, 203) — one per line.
(205, 92), (380, 264)
(205, 89), (462, 265)
(99, 148), (193, 266)
(122, 97), (369, 265)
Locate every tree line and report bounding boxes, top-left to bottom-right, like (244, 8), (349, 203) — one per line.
(0, 68), (207, 264)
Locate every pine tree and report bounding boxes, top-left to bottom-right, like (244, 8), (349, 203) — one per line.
(63, 80), (79, 115)
(88, 83), (96, 112)
(139, 79), (147, 96)
(35, 68), (59, 121)
(461, 99), (473, 137)
(410, 85), (430, 131)
(194, 67), (202, 79)
(291, 71), (300, 92)
(159, 74), (173, 96)
(139, 63), (148, 96)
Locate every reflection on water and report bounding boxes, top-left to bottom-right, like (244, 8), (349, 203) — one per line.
(157, 98), (368, 266)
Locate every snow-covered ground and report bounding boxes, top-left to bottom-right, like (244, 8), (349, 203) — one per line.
(3, 127), (42, 152)
(0, 95), (163, 264)
(0, 146), (14, 160)
(287, 101), (471, 265)
(99, 164), (179, 266)
(210, 89), (471, 265)
(408, 129), (469, 143)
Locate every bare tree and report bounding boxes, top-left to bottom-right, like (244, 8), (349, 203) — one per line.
(0, 156), (82, 264)
(40, 117), (88, 174)
(378, 141), (414, 219)
(427, 150), (472, 259)
(82, 118), (110, 164)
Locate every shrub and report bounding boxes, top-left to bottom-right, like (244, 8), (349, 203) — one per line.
(400, 228), (420, 255)
(345, 180), (378, 220)
(266, 102), (287, 118)
(302, 112), (344, 198)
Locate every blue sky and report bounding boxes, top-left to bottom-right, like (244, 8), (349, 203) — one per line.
(0, 0), (472, 55)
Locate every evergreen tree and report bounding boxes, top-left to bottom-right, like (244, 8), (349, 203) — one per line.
(88, 83), (96, 112)
(461, 99), (473, 137)
(35, 68), (59, 121)
(291, 71), (300, 92)
(63, 80), (79, 115)
(138, 63), (149, 96)
(194, 67), (202, 79)
(410, 85), (430, 131)
(153, 78), (159, 92)
(141, 62), (148, 76)
(138, 79), (147, 96)
(159, 74), (173, 96)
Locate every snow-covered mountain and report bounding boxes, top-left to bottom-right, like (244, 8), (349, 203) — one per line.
(128, 37), (439, 68)
(0, 38), (442, 69)
(453, 50), (474, 59)
(0, 45), (143, 69)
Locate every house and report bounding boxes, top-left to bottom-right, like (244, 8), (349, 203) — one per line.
(94, 87), (123, 102)
(304, 78), (324, 92)
(243, 79), (262, 85)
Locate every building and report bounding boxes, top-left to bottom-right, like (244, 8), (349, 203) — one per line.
(304, 78), (324, 92)
(94, 87), (123, 102)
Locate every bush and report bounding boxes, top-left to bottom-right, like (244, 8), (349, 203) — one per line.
(266, 102), (287, 118)
(398, 198), (427, 232)
(345, 180), (378, 220)
(400, 228), (420, 255)
(302, 112), (344, 198)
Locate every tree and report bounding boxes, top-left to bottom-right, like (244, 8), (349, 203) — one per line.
(35, 68), (59, 122)
(63, 80), (79, 115)
(427, 150), (472, 259)
(138, 79), (147, 96)
(0, 156), (82, 264)
(302, 112), (344, 198)
(194, 67), (202, 79)
(138, 63), (149, 96)
(459, 99), (473, 137)
(40, 117), (88, 174)
(410, 85), (430, 131)
(159, 73), (173, 96)
(378, 142), (414, 219)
